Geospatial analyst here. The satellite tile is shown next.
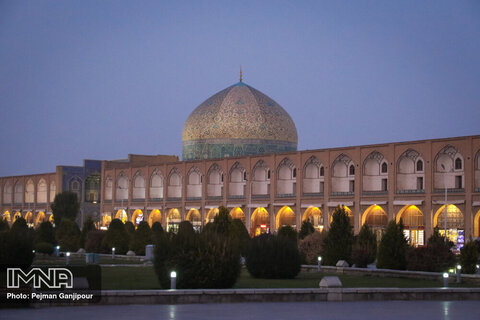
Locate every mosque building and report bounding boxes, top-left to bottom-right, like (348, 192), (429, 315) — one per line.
(1, 75), (480, 250)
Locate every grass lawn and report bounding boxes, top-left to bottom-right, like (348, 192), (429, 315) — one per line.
(100, 267), (479, 290)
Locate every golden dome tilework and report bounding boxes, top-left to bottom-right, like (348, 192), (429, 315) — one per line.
(182, 82), (298, 160)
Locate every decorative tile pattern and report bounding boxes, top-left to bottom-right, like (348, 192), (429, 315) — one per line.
(182, 82), (298, 160)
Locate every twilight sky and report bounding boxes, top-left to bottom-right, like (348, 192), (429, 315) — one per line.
(1, 0), (479, 176)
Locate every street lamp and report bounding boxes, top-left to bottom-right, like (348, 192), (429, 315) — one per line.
(442, 272), (449, 287)
(317, 256), (322, 272)
(170, 271), (177, 289)
(441, 164), (448, 243)
(66, 252), (70, 265)
(456, 265), (462, 283)
(112, 247), (116, 259)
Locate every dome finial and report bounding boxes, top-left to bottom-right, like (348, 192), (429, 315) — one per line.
(239, 65), (243, 82)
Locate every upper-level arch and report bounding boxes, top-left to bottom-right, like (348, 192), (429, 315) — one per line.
(363, 151), (388, 192)
(150, 169), (164, 200)
(303, 156), (324, 194)
(434, 145), (464, 190)
(116, 172), (129, 201)
(37, 179), (47, 203)
(252, 160), (270, 196)
(167, 167), (182, 199)
(14, 181), (23, 204)
(186, 166), (202, 199)
(207, 163), (223, 197)
(331, 154), (355, 194)
(229, 162), (246, 197)
(277, 158), (296, 196)
(25, 179), (35, 203)
(132, 170), (145, 200)
(397, 149), (425, 192)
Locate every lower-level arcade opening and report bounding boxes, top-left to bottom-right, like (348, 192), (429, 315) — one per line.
(396, 205), (425, 247)
(302, 206), (323, 232)
(275, 206), (296, 230)
(229, 207), (245, 224)
(362, 205), (388, 241)
(250, 207), (270, 236)
(131, 209), (144, 227)
(148, 209), (162, 227)
(115, 209), (127, 223)
(434, 204), (465, 250)
(186, 208), (201, 231)
(166, 208), (181, 233)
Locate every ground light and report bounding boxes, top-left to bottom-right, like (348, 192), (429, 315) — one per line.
(317, 256), (322, 272)
(443, 272), (449, 287)
(170, 271), (177, 289)
(456, 265), (462, 283)
(56, 245), (60, 257)
(112, 247), (116, 259)
(66, 252), (70, 265)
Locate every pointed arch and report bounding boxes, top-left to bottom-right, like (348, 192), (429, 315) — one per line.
(303, 156), (324, 194)
(37, 179), (47, 203)
(186, 208), (201, 229)
(250, 207), (270, 236)
(397, 205), (425, 247)
(277, 158), (296, 196)
(150, 169), (164, 200)
(363, 151), (388, 192)
(25, 179), (34, 203)
(434, 145), (464, 190)
(167, 168), (182, 199)
(115, 209), (127, 223)
(207, 163), (224, 197)
(397, 149), (425, 192)
(148, 209), (162, 227)
(433, 204), (464, 247)
(3, 181), (12, 204)
(229, 207), (245, 223)
(105, 176), (113, 201)
(49, 181), (56, 202)
(252, 160), (270, 196)
(206, 208), (219, 223)
(131, 209), (144, 226)
(35, 211), (47, 227)
(362, 205), (388, 229)
(116, 172), (129, 201)
(302, 206), (323, 231)
(166, 208), (181, 233)
(275, 206), (296, 229)
(187, 166), (202, 199)
(132, 171), (145, 199)
(14, 180), (23, 204)
(229, 162), (246, 197)
(331, 154), (355, 194)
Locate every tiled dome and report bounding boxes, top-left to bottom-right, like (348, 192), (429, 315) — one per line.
(182, 81), (298, 160)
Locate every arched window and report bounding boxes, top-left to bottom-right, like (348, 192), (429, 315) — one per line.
(14, 181), (23, 204)
(25, 180), (35, 203)
(349, 165), (355, 175)
(416, 160), (423, 172)
(381, 162), (388, 173)
(320, 167), (324, 177)
(116, 173), (129, 201)
(150, 170), (164, 200)
(49, 181), (56, 202)
(3, 181), (12, 204)
(455, 157), (462, 170)
(132, 171), (145, 199)
(37, 179), (47, 203)
(105, 177), (113, 201)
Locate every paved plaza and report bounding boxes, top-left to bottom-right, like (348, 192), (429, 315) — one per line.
(3, 301), (480, 320)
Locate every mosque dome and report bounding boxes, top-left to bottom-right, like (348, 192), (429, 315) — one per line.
(182, 79), (298, 160)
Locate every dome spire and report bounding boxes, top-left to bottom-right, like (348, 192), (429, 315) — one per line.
(239, 65), (243, 82)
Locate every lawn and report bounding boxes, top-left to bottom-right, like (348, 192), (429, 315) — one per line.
(33, 255), (143, 266)
(100, 267), (479, 290)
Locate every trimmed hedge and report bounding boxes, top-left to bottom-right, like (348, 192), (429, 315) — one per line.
(55, 218), (81, 252)
(245, 233), (301, 279)
(35, 242), (54, 255)
(130, 221), (153, 255)
(102, 219), (129, 254)
(0, 218), (34, 270)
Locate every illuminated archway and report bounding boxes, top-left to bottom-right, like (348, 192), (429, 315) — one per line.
(329, 206), (354, 227)
(35, 211), (47, 227)
(302, 206), (323, 231)
(250, 207), (270, 236)
(362, 205), (388, 240)
(2, 211), (11, 223)
(13, 211), (22, 223)
(166, 208), (181, 233)
(229, 207), (245, 223)
(474, 210), (480, 238)
(397, 205), (425, 247)
(131, 209), (144, 227)
(25, 211), (34, 226)
(433, 204), (465, 248)
(102, 214), (112, 229)
(148, 209), (162, 227)
(276, 206), (296, 229)
(115, 209), (127, 223)
(186, 208), (201, 230)
(206, 208), (219, 224)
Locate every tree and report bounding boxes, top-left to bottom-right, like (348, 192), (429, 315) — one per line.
(130, 221), (153, 255)
(35, 221), (55, 245)
(55, 219), (81, 252)
(0, 219), (9, 232)
(79, 217), (96, 249)
(278, 225), (297, 243)
(377, 220), (408, 270)
(102, 219), (129, 254)
(459, 240), (479, 274)
(0, 218), (34, 270)
(323, 206), (354, 265)
(151, 222), (165, 244)
(351, 224), (377, 268)
(51, 191), (80, 226)
(298, 231), (326, 264)
(299, 220), (315, 240)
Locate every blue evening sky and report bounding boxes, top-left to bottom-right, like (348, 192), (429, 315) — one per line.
(1, 0), (479, 176)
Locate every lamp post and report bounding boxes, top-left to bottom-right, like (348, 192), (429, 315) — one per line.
(317, 256), (322, 272)
(170, 271), (177, 289)
(442, 272), (449, 287)
(66, 252), (70, 265)
(441, 164), (448, 243)
(112, 247), (116, 259)
(456, 265), (462, 283)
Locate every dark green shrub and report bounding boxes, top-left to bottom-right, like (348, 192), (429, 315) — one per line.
(351, 224), (377, 268)
(85, 230), (107, 253)
(35, 242), (54, 255)
(245, 234), (301, 279)
(125, 221), (135, 234)
(298, 231), (326, 264)
(102, 219), (129, 254)
(0, 218), (34, 270)
(377, 220), (408, 270)
(0, 219), (9, 232)
(55, 218), (81, 252)
(299, 220), (315, 240)
(151, 222), (165, 244)
(230, 219), (250, 256)
(51, 191), (80, 226)
(79, 217), (96, 249)
(35, 221), (55, 245)
(278, 225), (297, 243)
(460, 240), (479, 274)
(130, 221), (153, 255)
(323, 207), (354, 265)
(153, 228), (241, 289)
(406, 228), (455, 272)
